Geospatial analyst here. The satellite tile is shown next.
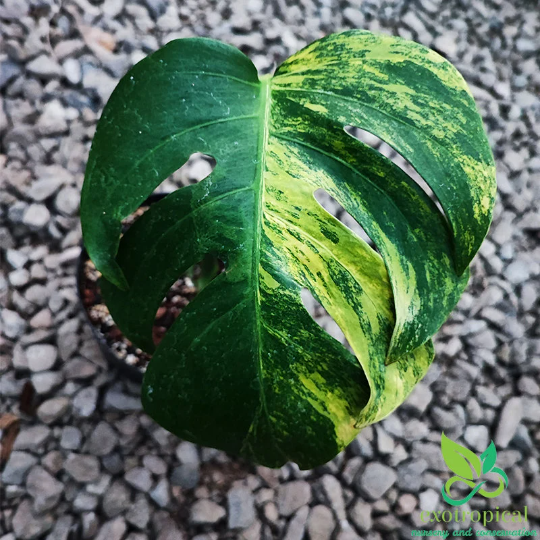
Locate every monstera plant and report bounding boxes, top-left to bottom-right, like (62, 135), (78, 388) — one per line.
(81, 30), (496, 469)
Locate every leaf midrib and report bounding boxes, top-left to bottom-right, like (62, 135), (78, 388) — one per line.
(248, 75), (273, 445)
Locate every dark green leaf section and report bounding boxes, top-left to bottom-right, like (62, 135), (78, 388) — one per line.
(81, 38), (260, 290)
(81, 31), (495, 468)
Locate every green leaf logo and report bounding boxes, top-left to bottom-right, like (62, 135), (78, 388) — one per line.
(480, 440), (497, 474)
(440, 433), (508, 506)
(441, 432), (482, 480)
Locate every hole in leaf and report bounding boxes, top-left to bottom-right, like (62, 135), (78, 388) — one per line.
(344, 125), (446, 218)
(153, 152), (216, 194)
(300, 287), (353, 352)
(152, 254), (225, 347)
(313, 188), (377, 250)
(82, 194), (225, 370)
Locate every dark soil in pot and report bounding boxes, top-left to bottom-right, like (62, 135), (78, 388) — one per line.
(77, 194), (203, 382)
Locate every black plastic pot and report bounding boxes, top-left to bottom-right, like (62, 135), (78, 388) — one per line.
(76, 193), (167, 383)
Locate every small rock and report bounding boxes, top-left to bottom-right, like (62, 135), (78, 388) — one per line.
(32, 371), (63, 395)
(63, 57), (82, 85)
(396, 493), (417, 515)
(1, 309), (27, 339)
(463, 425), (489, 452)
(14, 425), (51, 451)
(307, 505), (335, 540)
(22, 204), (51, 230)
(82, 512), (99, 538)
(37, 397), (70, 424)
(170, 464), (199, 489)
(46, 514), (73, 540)
(26, 466), (63, 512)
(85, 422), (118, 456)
(356, 463), (397, 500)
(12, 499), (54, 540)
(2, 451), (38, 485)
(103, 480), (132, 517)
(434, 31), (459, 57)
(397, 459), (428, 492)
(9, 268), (30, 288)
(74, 492), (99, 512)
(402, 383), (433, 415)
(126, 495), (151, 530)
(105, 389), (141, 411)
(419, 488), (440, 512)
(95, 517), (127, 540)
(65, 454), (100, 483)
(150, 478), (170, 508)
(0, 57), (22, 88)
(176, 441), (199, 465)
(375, 425), (394, 454)
(37, 100), (68, 136)
(348, 499), (371, 534)
(278, 480), (312, 516)
(82, 67), (117, 102)
(335, 528), (362, 540)
(64, 358), (98, 379)
(25, 344), (58, 372)
(6, 249), (28, 269)
(143, 455), (167, 475)
(283, 506), (309, 540)
(319, 474), (346, 521)
(505, 260), (530, 284)
(60, 426), (82, 450)
(55, 187), (80, 216)
(125, 467), (153, 492)
(26, 55), (63, 78)
(73, 387), (98, 417)
(190, 499), (226, 525)
(227, 486), (256, 529)
(343, 7), (364, 27)
(495, 397), (523, 448)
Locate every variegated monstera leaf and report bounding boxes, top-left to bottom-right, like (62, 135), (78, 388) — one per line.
(81, 30), (496, 468)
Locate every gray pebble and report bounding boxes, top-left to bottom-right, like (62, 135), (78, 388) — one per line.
(190, 499), (226, 525)
(37, 397), (70, 424)
(495, 397), (523, 448)
(73, 387), (98, 417)
(60, 426), (83, 450)
(125, 466), (153, 492)
(22, 204), (51, 230)
(103, 480), (132, 518)
(307, 505), (335, 540)
(26, 466), (64, 512)
(26, 344), (58, 372)
(64, 454), (100, 483)
(150, 478), (171, 508)
(85, 422), (118, 456)
(356, 463), (397, 500)
(278, 480), (311, 516)
(2, 452), (38, 485)
(95, 517), (127, 540)
(227, 486), (256, 530)
(1, 309), (27, 339)
(11, 499), (54, 540)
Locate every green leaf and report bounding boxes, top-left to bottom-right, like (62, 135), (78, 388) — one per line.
(441, 432), (482, 480)
(480, 441), (497, 474)
(81, 31), (495, 468)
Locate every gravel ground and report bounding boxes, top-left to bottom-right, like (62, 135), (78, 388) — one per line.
(1, 0), (539, 539)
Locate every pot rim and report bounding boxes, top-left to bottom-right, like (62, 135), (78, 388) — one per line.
(76, 192), (169, 383)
